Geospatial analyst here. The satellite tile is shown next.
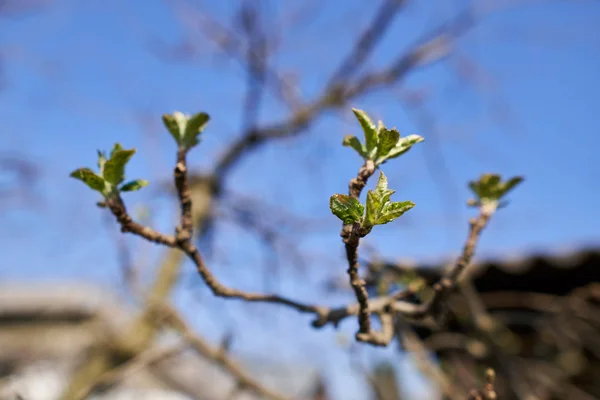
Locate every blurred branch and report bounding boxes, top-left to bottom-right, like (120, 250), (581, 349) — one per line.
(213, 6), (474, 178)
(0, 152), (41, 212)
(325, 0), (405, 87)
(164, 0), (301, 108)
(395, 319), (466, 400)
(158, 302), (290, 400)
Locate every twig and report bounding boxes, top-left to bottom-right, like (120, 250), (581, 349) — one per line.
(340, 160), (382, 343)
(325, 0), (405, 87)
(75, 344), (187, 399)
(396, 319), (466, 400)
(213, 7), (475, 178)
(105, 148), (328, 317)
(157, 303), (290, 400)
(106, 143), (496, 347)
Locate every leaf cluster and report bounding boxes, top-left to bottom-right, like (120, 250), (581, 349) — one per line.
(330, 171), (414, 230)
(468, 173), (523, 206)
(162, 111), (210, 150)
(70, 143), (148, 197)
(343, 108), (423, 167)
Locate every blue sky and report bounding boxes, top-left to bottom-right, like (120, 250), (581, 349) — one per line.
(1, 0), (599, 398)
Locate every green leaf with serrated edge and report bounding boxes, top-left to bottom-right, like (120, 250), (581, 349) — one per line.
(120, 179), (149, 192)
(375, 200), (415, 225)
(364, 171), (395, 227)
(162, 114), (182, 145)
(364, 190), (382, 227)
(342, 135), (367, 158)
(352, 108), (378, 157)
(182, 112), (210, 149)
(97, 150), (107, 175)
(103, 148), (136, 185)
(70, 168), (106, 193)
(377, 134), (424, 165)
(329, 194), (364, 225)
(376, 128), (400, 160)
(373, 171), (395, 204)
(110, 143), (123, 159)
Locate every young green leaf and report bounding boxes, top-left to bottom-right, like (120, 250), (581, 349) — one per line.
(376, 128), (400, 160)
(363, 171), (415, 227)
(352, 108), (378, 156)
(162, 114), (182, 145)
(103, 148), (136, 185)
(364, 171), (395, 226)
(330, 194), (365, 225)
(468, 173), (523, 203)
(182, 112), (210, 149)
(110, 143), (124, 159)
(120, 179), (149, 192)
(377, 134), (424, 165)
(375, 200), (415, 225)
(70, 168), (107, 194)
(342, 135), (368, 159)
(373, 171), (395, 203)
(97, 150), (107, 175)
(500, 176), (523, 197)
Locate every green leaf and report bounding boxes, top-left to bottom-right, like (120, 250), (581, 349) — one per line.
(377, 120), (385, 135)
(364, 171), (395, 226)
(120, 179), (149, 192)
(342, 135), (367, 159)
(70, 168), (107, 194)
(376, 128), (400, 160)
(182, 112), (210, 149)
(329, 194), (364, 225)
(110, 143), (124, 159)
(501, 176), (524, 197)
(97, 151), (107, 175)
(162, 113), (183, 145)
(375, 200), (415, 225)
(373, 171), (395, 203)
(352, 108), (378, 157)
(364, 190), (382, 227)
(377, 134), (424, 165)
(103, 148), (136, 185)
(363, 171), (415, 227)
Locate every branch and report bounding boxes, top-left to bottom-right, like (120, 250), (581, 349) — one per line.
(313, 204), (494, 331)
(213, 6), (473, 177)
(325, 0), (404, 87)
(105, 149), (327, 318)
(105, 143), (496, 349)
(157, 303), (290, 400)
(341, 160), (380, 343)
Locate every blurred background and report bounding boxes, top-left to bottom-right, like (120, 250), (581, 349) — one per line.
(1, 0), (599, 399)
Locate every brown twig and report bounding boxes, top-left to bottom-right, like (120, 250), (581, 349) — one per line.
(105, 150), (328, 318)
(106, 143), (496, 348)
(341, 160), (382, 343)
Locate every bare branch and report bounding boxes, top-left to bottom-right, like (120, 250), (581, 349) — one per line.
(213, 6), (474, 178)
(326, 0), (405, 87)
(158, 303), (290, 400)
